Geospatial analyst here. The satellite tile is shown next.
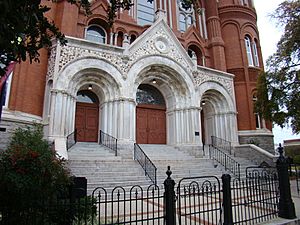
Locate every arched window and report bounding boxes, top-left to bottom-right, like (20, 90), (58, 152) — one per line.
(137, 0), (155, 26)
(130, 34), (137, 44)
(245, 36), (254, 66)
(177, 0), (194, 32)
(188, 45), (204, 66)
(77, 90), (99, 104)
(252, 39), (259, 66)
(245, 35), (260, 67)
(136, 84), (165, 106)
(179, 13), (186, 32)
(85, 25), (106, 44)
(252, 93), (261, 129)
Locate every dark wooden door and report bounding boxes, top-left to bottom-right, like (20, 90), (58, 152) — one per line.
(75, 102), (99, 142)
(136, 106), (166, 144)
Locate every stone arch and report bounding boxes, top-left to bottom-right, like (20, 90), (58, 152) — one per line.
(198, 81), (238, 145)
(49, 57), (124, 142)
(127, 55), (199, 145)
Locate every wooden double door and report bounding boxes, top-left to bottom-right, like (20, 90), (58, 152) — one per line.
(136, 105), (166, 144)
(75, 102), (99, 142)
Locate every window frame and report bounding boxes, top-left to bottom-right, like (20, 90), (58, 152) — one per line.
(136, 0), (155, 26)
(85, 24), (107, 44)
(245, 35), (254, 66)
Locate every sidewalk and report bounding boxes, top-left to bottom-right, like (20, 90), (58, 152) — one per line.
(260, 179), (300, 225)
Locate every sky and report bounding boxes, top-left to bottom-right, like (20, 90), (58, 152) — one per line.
(254, 0), (300, 146)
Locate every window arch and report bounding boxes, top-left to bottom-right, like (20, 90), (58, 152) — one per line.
(177, 0), (194, 32)
(85, 25), (106, 44)
(136, 84), (165, 106)
(245, 35), (254, 66)
(252, 93), (261, 129)
(252, 39), (259, 67)
(77, 90), (99, 104)
(188, 45), (204, 66)
(245, 35), (260, 67)
(137, 0), (155, 26)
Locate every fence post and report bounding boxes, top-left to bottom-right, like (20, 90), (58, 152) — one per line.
(222, 174), (233, 225)
(164, 166), (176, 225)
(276, 144), (296, 219)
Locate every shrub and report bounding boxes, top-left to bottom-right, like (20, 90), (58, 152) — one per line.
(0, 125), (71, 224)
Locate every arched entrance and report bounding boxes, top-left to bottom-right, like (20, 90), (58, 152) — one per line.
(75, 90), (99, 142)
(136, 84), (166, 144)
(200, 89), (234, 145)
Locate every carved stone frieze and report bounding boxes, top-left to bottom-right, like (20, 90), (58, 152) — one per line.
(193, 70), (234, 95)
(58, 45), (128, 75)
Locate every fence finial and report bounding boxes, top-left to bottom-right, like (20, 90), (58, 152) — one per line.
(166, 166), (172, 178)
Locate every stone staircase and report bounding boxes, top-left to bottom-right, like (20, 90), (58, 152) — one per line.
(67, 143), (256, 194)
(67, 142), (152, 194)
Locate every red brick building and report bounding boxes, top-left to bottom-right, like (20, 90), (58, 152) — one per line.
(0, 0), (274, 157)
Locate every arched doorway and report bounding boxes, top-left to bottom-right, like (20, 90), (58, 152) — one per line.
(75, 90), (99, 142)
(136, 84), (166, 144)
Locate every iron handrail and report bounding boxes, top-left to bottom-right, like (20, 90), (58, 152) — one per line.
(209, 144), (240, 179)
(134, 143), (157, 186)
(99, 130), (117, 156)
(211, 136), (232, 155)
(66, 129), (77, 151)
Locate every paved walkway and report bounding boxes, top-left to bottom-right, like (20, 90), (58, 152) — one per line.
(260, 179), (300, 225)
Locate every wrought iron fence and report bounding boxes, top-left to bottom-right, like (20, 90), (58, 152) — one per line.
(288, 163), (300, 195)
(177, 176), (222, 225)
(1, 149), (296, 225)
(211, 136), (232, 155)
(67, 129), (77, 150)
(209, 144), (241, 179)
(99, 130), (118, 156)
(91, 184), (164, 225)
(231, 172), (279, 224)
(134, 143), (157, 186)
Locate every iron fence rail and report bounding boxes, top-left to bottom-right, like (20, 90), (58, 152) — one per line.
(134, 143), (157, 186)
(177, 176), (222, 225)
(91, 185), (164, 225)
(231, 175), (279, 224)
(99, 130), (118, 156)
(288, 163), (300, 195)
(209, 144), (241, 179)
(211, 136), (232, 155)
(66, 129), (77, 150)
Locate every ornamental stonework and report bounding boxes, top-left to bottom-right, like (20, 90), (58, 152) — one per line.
(58, 45), (127, 75)
(47, 46), (57, 79)
(129, 28), (192, 73)
(193, 70), (233, 95)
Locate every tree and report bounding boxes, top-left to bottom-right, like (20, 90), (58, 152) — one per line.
(256, 0), (300, 134)
(0, 0), (197, 77)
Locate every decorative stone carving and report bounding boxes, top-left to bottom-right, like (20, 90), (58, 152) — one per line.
(193, 70), (234, 95)
(47, 46), (57, 79)
(129, 28), (191, 73)
(58, 44), (128, 77)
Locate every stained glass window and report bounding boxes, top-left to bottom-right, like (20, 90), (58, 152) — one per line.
(136, 84), (165, 106)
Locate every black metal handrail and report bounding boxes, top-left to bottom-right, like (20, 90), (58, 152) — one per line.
(99, 130), (117, 156)
(211, 136), (232, 155)
(66, 129), (77, 151)
(134, 143), (157, 186)
(209, 144), (241, 179)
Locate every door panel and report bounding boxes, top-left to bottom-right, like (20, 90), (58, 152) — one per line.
(136, 108), (148, 144)
(75, 103), (99, 142)
(75, 106), (85, 142)
(136, 106), (166, 144)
